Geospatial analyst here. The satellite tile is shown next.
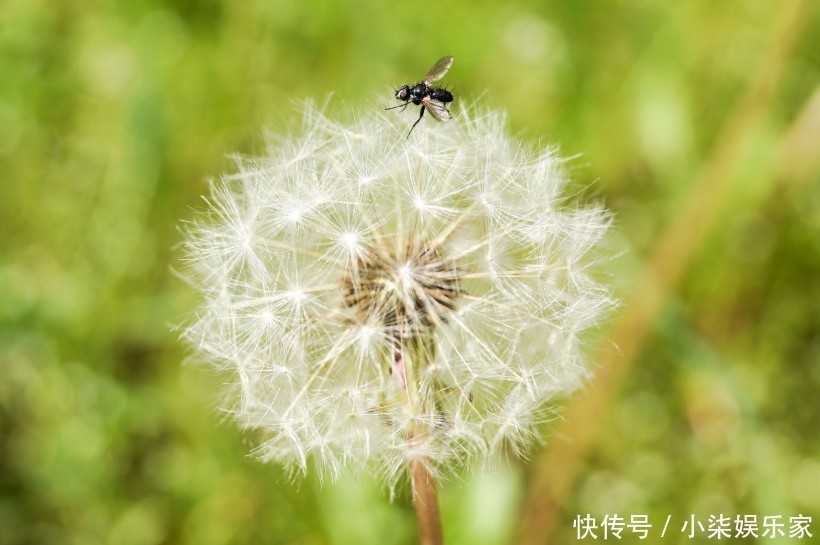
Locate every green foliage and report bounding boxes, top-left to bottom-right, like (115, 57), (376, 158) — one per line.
(1, 0), (817, 543)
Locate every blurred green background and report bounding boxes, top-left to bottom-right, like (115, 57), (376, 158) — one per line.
(1, 0), (818, 544)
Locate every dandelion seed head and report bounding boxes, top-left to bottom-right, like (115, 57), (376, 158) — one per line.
(182, 101), (614, 487)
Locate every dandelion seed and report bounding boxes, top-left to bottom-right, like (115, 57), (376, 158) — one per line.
(181, 102), (614, 493)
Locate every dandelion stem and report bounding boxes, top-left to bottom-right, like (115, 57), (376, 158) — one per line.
(402, 338), (443, 544)
(410, 457), (444, 545)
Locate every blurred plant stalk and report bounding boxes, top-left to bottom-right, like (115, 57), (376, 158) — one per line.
(516, 1), (811, 543)
(411, 458), (444, 545)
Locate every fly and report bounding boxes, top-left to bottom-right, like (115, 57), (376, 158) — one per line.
(387, 56), (454, 138)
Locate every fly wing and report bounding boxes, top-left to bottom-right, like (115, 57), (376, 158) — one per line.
(422, 96), (451, 122)
(423, 56), (454, 85)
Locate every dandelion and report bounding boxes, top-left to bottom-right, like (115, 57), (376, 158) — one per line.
(181, 102), (613, 542)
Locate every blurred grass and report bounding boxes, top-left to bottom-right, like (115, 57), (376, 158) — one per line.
(519, 3), (816, 540)
(1, 1), (818, 544)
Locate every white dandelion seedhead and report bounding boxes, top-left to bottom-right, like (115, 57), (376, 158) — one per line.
(182, 102), (614, 485)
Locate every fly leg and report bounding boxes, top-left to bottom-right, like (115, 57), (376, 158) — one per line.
(385, 102), (411, 112)
(407, 106), (425, 138)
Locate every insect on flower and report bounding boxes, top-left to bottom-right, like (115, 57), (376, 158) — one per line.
(387, 55), (455, 138)
(181, 102), (614, 493)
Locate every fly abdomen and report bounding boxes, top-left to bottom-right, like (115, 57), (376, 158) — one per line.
(430, 88), (453, 103)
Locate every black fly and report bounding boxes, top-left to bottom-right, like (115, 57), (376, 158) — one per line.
(387, 56), (454, 138)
